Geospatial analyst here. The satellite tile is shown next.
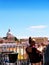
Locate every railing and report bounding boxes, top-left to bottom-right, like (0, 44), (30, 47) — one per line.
(0, 43), (43, 65)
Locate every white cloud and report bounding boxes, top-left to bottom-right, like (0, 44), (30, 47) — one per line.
(29, 25), (47, 29)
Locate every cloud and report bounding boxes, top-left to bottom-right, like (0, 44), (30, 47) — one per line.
(28, 25), (47, 29)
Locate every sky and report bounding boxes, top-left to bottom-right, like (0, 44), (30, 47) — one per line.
(0, 0), (49, 39)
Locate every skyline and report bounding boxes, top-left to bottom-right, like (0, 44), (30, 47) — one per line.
(0, 0), (49, 39)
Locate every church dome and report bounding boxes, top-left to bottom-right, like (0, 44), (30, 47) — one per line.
(6, 29), (14, 38)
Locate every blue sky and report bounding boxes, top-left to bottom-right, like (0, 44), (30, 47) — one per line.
(0, 0), (49, 38)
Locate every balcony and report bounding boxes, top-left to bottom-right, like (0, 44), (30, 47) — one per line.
(0, 43), (43, 65)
